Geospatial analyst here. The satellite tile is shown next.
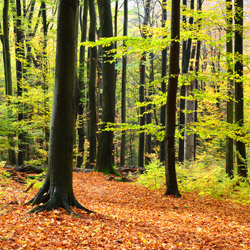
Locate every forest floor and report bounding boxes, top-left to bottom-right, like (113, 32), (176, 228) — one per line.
(0, 171), (249, 249)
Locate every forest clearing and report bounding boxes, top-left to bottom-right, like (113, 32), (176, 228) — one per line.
(0, 171), (249, 249)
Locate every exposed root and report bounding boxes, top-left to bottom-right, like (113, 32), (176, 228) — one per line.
(26, 186), (95, 215)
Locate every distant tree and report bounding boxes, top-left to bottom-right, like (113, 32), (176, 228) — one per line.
(160, 0), (168, 164)
(88, 0), (97, 168)
(164, 0), (181, 197)
(120, 0), (128, 167)
(27, 0), (93, 214)
(138, 0), (151, 168)
(234, 0), (247, 177)
(14, 0), (26, 165)
(77, 0), (89, 168)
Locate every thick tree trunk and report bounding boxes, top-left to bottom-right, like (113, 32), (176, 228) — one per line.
(76, 0), (88, 168)
(234, 0), (247, 177)
(88, 0), (97, 168)
(27, 0), (92, 214)
(120, 0), (128, 167)
(95, 0), (117, 175)
(164, 0), (181, 198)
(226, 0), (234, 177)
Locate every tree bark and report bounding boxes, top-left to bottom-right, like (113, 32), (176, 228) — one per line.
(138, 0), (151, 168)
(76, 0), (88, 168)
(88, 0), (97, 168)
(164, 0), (181, 198)
(226, 0), (234, 177)
(178, 0), (194, 163)
(120, 0), (128, 167)
(14, 0), (26, 165)
(3, 0), (16, 165)
(160, 0), (167, 163)
(95, 0), (118, 175)
(27, 0), (93, 214)
(234, 0), (247, 177)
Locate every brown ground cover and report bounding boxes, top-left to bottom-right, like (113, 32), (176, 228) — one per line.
(0, 172), (249, 249)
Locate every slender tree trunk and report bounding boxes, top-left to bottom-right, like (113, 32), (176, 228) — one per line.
(138, 0), (151, 168)
(77, 0), (88, 168)
(226, 0), (234, 177)
(120, 0), (128, 167)
(88, 0), (97, 168)
(193, 0), (202, 161)
(3, 0), (16, 165)
(160, 0), (167, 163)
(145, 52), (153, 165)
(41, 0), (49, 163)
(178, 0), (194, 163)
(27, 0), (93, 214)
(14, 0), (26, 165)
(184, 45), (196, 161)
(234, 0), (247, 177)
(95, 0), (118, 175)
(164, 0), (181, 198)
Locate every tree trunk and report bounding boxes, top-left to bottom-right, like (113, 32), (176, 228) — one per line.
(138, 0), (151, 168)
(178, 0), (194, 163)
(234, 0), (247, 177)
(226, 0), (234, 177)
(120, 0), (128, 167)
(88, 0), (97, 168)
(95, 0), (117, 175)
(164, 0), (181, 198)
(3, 0), (16, 165)
(145, 52), (153, 165)
(76, 0), (88, 168)
(14, 0), (26, 165)
(160, 0), (167, 163)
(27, 0), (93, 214)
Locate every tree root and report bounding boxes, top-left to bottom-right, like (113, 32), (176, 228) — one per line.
(26, 178), (95, 215)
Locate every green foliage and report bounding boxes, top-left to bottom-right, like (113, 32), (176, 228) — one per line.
(137, 157), (250, 205)
(137, 158), (165, 189)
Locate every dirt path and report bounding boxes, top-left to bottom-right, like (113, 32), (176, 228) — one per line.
(0, 172), (249, 249)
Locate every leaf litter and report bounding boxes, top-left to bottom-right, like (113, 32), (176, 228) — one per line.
(0, 172), (249, 249)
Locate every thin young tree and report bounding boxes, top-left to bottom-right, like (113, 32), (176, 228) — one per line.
(164, 0), (181, 197)
(27, 0), (93, 214)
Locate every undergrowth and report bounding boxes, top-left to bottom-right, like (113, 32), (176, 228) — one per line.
(137, 157), (250, 205)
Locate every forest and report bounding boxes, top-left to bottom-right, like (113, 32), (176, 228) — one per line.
(0, 0), (250, 248)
